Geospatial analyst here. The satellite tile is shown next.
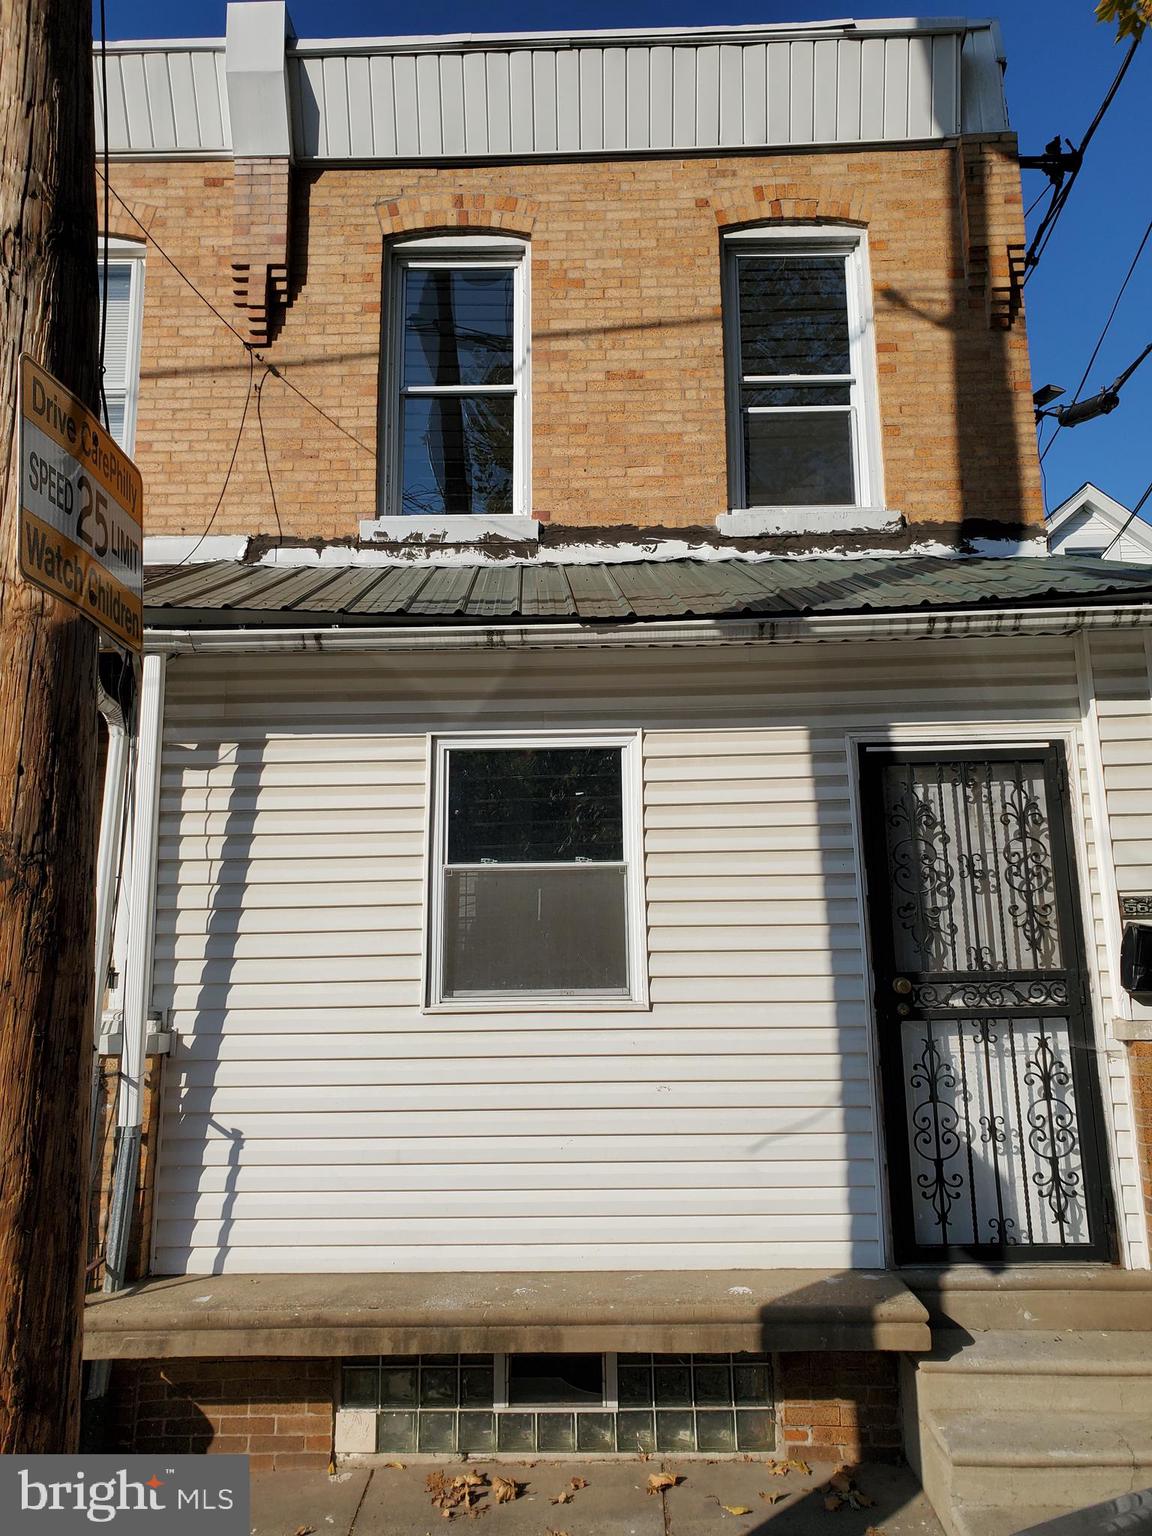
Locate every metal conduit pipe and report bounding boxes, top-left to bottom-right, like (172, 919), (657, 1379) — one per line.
(101, 653), (166, 1298)
(89, 659), (134, 1186)
(88, 655), (165, 1408)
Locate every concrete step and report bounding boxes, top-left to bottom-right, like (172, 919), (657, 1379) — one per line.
(904, 1267), (1152, 1333)
(914, 1330), (1152, 1415)
(923, 1408), (1152, 1510)
(949, 1504), (1073, 1536)
(950, 1503), (1072, 1536)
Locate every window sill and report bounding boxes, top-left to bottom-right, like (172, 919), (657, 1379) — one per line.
(360, 515), (539, 544)
(423, 996), (651, 1015)
(716, 507), (903, 537)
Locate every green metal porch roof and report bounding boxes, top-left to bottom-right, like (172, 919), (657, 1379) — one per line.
(144, 556), (1152, 627)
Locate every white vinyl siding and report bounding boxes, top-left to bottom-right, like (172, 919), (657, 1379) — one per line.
(150, 634), (1143, 1273)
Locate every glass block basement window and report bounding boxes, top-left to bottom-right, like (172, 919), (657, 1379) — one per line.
(341, 1353), (774, 1456)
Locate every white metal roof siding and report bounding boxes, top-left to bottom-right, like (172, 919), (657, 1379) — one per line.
(95, 21), (1008, 159)
(288, 31), (971, 160)
(94, 47), (230, 155)
(146, 634), (1142, 1275)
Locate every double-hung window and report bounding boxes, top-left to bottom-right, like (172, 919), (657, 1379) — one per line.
(723, 228), (881, 518)
(97, 239), (145, 452)
(379, 235), (529, 525)
(429, 736), (644, 1007)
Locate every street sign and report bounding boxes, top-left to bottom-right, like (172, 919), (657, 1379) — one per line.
(18, 354), (143, 651)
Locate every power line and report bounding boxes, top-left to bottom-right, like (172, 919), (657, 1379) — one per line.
(255, 367), (284, 549)
(95, 172), (375, 460)
(97, 4), (111, 433)
(177, 351), (256, 565)
(1100, 474), (1152, 559)
(1040, 211), (1152, 463)
(260, 361), (375, 457)
(1021, 34), (1142, 286)
(95, 169), (251, 347)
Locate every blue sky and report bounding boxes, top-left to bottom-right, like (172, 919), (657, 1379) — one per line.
(99, 0), (1151, 519)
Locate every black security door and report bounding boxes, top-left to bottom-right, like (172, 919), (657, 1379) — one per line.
(860, 746), (1115, 1264)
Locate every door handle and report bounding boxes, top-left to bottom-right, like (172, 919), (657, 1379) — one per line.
(892, 977), (912, 995)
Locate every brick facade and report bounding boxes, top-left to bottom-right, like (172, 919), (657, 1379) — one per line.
(776, 1352), (902, 1463)
(99, 1352), (897, 1467)
(104, 1359), (335, 1470)
(106, 135), (1039, 542)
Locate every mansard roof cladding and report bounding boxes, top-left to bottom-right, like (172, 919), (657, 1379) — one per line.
(96, 4), (1009, 163)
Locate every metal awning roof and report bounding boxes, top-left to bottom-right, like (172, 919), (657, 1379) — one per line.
(144, 556), (1152, 628)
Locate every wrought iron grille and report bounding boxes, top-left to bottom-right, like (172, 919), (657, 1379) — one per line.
(862, 747), (1113, 1264)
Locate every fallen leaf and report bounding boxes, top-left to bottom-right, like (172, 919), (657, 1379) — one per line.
(546, 1529), (571, 1536)
(646, 1473), (679, 1495)
(384, 1462), (407, 1470)
(759, 1491), (786, 1504)
(824, 1493), (845, 1512)
(721, 1505), (753, 1516)
(292, 1528), (316, 1536)
(849, 1490), (876, 1510)
(491, 1477), (522, 1505)
(550, 1491), (573, 1505)
(569, 1477), (588, 1490)
(441, 1511), (453, 1521)
(829, 1473), (852, 1495)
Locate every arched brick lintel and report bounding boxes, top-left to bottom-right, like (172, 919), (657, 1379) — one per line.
(711, 185), (872, 230)
(375, 193), (539, 238)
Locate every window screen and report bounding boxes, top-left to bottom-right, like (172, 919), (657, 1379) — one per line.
(733, 252), (858, 507)
(440, 746), (630, 999)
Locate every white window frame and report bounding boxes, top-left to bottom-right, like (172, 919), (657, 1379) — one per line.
(718, 225), (889, 536)
(98, 236), (146, 455)
(424, 731), (648, 1013)
(367, 233), (534, 541)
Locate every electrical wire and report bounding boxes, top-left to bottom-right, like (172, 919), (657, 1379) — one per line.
(255, 367), (284, 549)
(1039, 211), (1152, 465)
(96, 169), (251, 347)
(97, 1), (111, 432)
(177, 351), (256, 565)
(1021, 34), (1142, 287)
(95, 172), (375, 463)
(1100, 474), (1152, 559)
(1025, 184), (1051, 221)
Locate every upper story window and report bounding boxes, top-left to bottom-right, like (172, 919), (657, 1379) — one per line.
(721, 227), (884, 528)
(97, 239), (145, 453)
(378, 235), (530, 527)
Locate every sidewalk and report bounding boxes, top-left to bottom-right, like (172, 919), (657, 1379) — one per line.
(251, 1458), (944, 1536)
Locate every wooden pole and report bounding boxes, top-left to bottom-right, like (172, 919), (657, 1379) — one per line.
(0, 0), (101, 1452)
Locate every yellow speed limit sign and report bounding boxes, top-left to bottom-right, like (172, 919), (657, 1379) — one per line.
(18, 354), (143, 651)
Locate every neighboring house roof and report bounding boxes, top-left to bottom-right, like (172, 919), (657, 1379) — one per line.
(94, 5), (1008, 162)
(1046, 483), (1152, 562)
(144, 554), (1152, 627)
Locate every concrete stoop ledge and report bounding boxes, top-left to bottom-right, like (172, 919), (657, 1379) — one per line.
(82, 1268), (931, 1359)
(905, 1330), (1152, 1536)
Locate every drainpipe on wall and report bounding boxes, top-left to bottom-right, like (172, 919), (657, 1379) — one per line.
(90, 659), (135, 1190)
(102, 652), (167, 1297)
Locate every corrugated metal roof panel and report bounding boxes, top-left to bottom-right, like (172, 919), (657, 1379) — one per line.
(143, 556), (1152, 627)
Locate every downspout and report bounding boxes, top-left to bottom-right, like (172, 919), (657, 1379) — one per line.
(90, 657), (135, 1186)
(102, 652), (167, 1295)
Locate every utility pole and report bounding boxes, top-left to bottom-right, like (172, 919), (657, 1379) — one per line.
(0, 0), (101, 1453)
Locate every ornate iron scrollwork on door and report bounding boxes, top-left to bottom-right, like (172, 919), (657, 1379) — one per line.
(863, 745), (1113, 1264)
